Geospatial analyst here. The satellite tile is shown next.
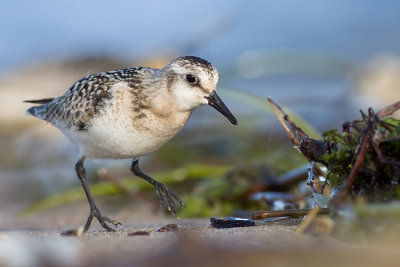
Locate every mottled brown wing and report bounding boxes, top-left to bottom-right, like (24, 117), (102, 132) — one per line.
(39, 67), (147, 130)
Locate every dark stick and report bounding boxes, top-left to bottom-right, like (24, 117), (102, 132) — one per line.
(267, 97), (301, 147)
(266, 97), (327, 180)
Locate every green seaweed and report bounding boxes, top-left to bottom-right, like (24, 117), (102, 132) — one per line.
(313, 116), (400, 199)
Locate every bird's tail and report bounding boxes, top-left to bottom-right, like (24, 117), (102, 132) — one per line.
(24, 98), (54, 104)
(24, 98), (54, 119)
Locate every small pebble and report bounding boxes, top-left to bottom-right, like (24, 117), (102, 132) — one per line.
(128, 231), (150, 236)
(157, 224), (179, 232)
(60, 227), (84, 237)
(210, 217), (256, 229)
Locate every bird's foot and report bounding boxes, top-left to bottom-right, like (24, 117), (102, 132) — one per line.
(155, 182), (185, 216)
(84, 206), (121, 232)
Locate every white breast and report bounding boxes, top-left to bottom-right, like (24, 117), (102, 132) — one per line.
(61, 82), (190, 159)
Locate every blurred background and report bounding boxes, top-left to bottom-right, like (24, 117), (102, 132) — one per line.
(1, 0), (400, 228)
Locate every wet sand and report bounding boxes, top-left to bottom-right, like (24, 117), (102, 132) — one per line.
(2, 204), (400, 267)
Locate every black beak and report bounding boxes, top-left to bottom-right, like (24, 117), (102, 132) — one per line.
(205, 91), (238, 125)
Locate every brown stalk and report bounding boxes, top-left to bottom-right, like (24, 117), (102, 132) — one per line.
(252, 208), (329, 220)
(344, 134), (370, 190)
(376, 101), (400, 119)
(267, 97), (300, 146)
(267, 97), (327, 180)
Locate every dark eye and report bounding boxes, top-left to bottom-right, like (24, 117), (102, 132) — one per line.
(185, 74), (197, 84)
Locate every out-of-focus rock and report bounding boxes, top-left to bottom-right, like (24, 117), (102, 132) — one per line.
(355, 55), (400, 118)
(0, 236), (80, 267)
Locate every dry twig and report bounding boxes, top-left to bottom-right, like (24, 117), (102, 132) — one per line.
(267, 97), (327, 182)
(252, 208), (329, 220)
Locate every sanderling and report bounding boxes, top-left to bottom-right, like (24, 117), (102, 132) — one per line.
(25, 56), (238, 232)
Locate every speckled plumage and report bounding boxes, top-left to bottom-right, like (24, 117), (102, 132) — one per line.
(27, 56), (222, 159)
(25, 56), (237, 232)
(28, 66), (156, 130)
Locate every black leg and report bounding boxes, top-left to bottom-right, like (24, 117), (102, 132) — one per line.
(130, 159), (185, 215)
(75, 156), (121, 232)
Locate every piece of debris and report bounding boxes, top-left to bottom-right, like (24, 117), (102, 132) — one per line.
(252, 208), (330, 220)
(267, 97), (400, 202)
(157, 223), (179, 232)
(127, 231), (151, 236)
(210, 217), (256, 228)
(60, 227), (84, 237)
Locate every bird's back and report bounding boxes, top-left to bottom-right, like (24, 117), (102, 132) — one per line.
(26, 67), (157, 131)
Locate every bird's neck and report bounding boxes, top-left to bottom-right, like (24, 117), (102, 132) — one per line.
(145, 86), (192, 127)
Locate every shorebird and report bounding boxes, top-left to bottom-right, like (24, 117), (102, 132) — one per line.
(25, 56), (238, 232)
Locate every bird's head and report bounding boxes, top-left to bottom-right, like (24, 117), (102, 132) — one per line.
(160, 56), (238, 125)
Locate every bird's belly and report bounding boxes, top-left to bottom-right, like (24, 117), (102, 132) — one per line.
(66, 113), (185, 159)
